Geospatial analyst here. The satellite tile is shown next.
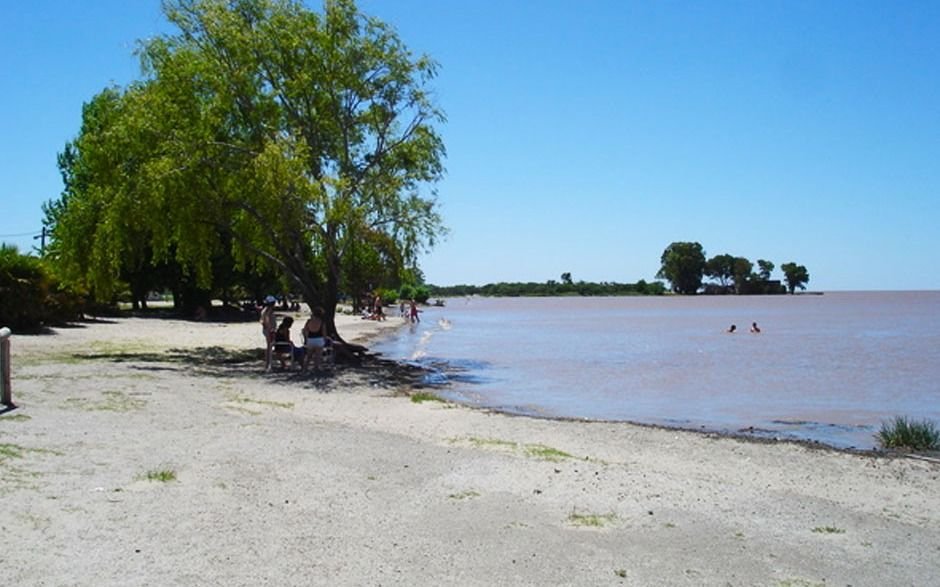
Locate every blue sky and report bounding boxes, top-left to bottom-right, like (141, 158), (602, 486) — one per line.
(2, 1), (939, 291)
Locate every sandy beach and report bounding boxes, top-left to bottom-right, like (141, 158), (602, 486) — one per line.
(2, 312), (938, 586)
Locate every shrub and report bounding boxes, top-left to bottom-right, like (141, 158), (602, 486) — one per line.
(376, 287), (399, 305)
(413, 285), (430, 304)
(398, 283), (416, 301)
(0, 245), (48, 331)
(0, 244), (87, 331)
(876, 416), (940, 451)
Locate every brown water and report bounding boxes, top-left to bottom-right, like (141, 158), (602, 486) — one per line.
(374, 292), (940, 449)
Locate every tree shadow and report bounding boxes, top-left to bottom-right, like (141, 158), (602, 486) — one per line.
(125, 306), (260, 324)
(68, 345), (430, 391)
(11, 318), (120, 336)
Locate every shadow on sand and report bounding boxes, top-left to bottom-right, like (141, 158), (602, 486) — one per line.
(70, 345), (429, 393)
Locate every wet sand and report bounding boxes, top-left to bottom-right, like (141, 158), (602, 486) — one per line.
(2, 313), (938, 585)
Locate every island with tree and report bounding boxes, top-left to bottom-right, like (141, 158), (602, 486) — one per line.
(657, 241), (810, 295)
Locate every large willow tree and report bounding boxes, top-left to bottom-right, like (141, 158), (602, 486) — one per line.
(50, 0), (446, 334)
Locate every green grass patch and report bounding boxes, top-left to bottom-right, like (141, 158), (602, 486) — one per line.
(876, 416), (940, 451)
(614, 569), (628, 578)
(144, 468), (177, 483)
(410, 391), (445, 404)
(2, 414), (32, 422)
(811, 526), (845, 534)
(88, 340), (165, 356)
(778, 580), (825, 587)
(65, 390), (147, 412)
(523, 443), (572, 462)
(0, 443), (62, 460)
(568, 511), (617, 528)
(0, 443), (25, 461)
(448, 490), (481, 500)
(458, 437), (575, 461)
(0, 443), (61, 493)
(16, 352), (85, 367)
(465, 436), (519, 450)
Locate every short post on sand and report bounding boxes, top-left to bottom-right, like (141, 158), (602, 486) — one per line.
(1, 327), (13, 408)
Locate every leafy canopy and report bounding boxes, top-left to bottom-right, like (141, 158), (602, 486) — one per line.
(49, 0), (446, 327)
(657, 242), (706, 295)
(781, 262), (810, 294)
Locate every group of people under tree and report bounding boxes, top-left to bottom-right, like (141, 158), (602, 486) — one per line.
(260, 297), (359, 372)
(361, 294), (386, 321)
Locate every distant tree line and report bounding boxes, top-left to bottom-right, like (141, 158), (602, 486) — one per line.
(429, 276), (666, 298)
(656, 241), (810, 295)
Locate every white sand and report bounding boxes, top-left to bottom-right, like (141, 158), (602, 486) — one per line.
(2, 313), (938, 586)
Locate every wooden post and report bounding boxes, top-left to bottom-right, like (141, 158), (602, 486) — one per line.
(0, 327), (12, 407)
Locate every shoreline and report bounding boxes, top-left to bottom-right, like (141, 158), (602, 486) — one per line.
(3, 316), (938, 585)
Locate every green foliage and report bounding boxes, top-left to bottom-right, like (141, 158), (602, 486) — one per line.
(47, 0), (446, 328)
(376, 288), (399, 306)
(703, 251), (790, 295)
(876, 416), (940, 451)
(0, 244), (46, 330)
(757, 259), (774, 281)
(428, 280), (665, 298)
(731, 257), (753, 293)
(657, 242), (706, 294)
(413, 285), (431, 304)
(705, 254), (735, 288)
(0, 244), (87, 331)
(781, 262), (810, 294)
(398, 283), (416, 301)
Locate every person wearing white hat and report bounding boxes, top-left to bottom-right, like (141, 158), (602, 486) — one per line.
(260, 296), (277, 371)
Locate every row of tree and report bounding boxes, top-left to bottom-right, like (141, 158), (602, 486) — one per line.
(657, 242), (810, 295)
(41, 0), (445, 338)
(429, 278), (666, 298)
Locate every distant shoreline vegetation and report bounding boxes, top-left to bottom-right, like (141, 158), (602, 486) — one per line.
(427, 279), (667, 298)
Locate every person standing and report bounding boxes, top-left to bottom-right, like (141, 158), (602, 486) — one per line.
(409, 299), (420, 323)
(373, 295), (386, 321)
(260, 295), (277, 371)
(302, 306), (332, 372)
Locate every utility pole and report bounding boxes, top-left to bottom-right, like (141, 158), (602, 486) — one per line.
(33, 227), (47, 255)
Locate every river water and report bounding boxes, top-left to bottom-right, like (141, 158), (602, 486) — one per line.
(371, 292), (940, 450)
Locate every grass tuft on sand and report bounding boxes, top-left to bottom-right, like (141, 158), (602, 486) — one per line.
(568, 510), (617, 528)
(876, 416), (940, 451)
(411, 391), (445, 404)
(143, 468), (178, 483)
(457, 436), (575, 461)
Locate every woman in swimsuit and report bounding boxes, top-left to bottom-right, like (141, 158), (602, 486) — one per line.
(302, 306), (331, 371)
